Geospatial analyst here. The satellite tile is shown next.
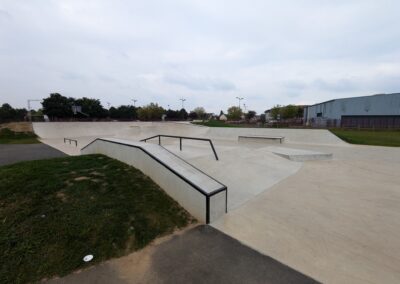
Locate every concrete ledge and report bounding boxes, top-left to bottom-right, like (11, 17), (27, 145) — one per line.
(81, 138), (227, 223)
(238, 135), (284, 144)
(268, 146), (333, 162)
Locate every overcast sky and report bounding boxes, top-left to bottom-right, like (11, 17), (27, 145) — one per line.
(1, 0), (400, 112)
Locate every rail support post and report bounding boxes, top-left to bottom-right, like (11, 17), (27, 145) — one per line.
(180, 138), (182, 151)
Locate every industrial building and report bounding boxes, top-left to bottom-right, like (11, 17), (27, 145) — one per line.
(303, 93), (400, 128)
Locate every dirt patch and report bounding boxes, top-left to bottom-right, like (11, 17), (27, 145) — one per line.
(0, 122), (33, 132)
(56, 191), (68, 202)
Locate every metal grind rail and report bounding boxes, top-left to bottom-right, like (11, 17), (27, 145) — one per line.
(64, 138), (78, 147)
(140, 134), (219, 161)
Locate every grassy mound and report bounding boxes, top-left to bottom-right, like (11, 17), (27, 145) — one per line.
(0, 154), (194, 283)
(0, 128), (39, 144)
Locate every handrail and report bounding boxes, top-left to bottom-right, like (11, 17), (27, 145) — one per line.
(81, 138), (227, 223)
(64, 138), (78, 147)
(140, 134), (219, 161)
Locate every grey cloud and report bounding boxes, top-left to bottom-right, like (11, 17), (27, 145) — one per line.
(312, 78), (357, 92)
(97, 74), (117, 83)
(0, 9), (11, 23)
(282, 80), (308, 90)
(60, 72), (87, 81)
(165, 74), (236, 91)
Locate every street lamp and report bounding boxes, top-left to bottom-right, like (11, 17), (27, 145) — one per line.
(236, 97), (244, 109)
(131, 99), (137, 107)
(179, 98), (186, 109)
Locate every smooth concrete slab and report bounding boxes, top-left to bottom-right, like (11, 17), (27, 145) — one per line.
(267, 146), (333, 161)
(168, 145), (303, 210)
(212, 145), (400, 284)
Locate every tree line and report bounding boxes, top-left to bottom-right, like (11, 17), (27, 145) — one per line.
(1, 92), (304, 123)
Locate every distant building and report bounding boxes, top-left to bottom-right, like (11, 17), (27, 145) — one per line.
(304, 93), (400, 128)
(219, 114), (227, 121)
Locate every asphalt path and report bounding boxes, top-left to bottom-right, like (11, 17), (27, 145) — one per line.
(0, 143), (66, 166)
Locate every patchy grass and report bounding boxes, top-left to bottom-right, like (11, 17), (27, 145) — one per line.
(330, 128), (400, 147)
(0, 154), (194, 283)
(0, 128), (40, 144)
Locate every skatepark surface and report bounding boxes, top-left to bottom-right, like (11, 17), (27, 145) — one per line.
(33, 122), (400, 283)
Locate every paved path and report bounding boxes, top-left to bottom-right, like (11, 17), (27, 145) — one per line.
(48, 225), (317, 284)
(0, 143), (66, 166)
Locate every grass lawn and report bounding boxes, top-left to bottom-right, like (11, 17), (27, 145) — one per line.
(0, 154), (194, 283)
(0, 128), (40, 144)
(330, 128), (400, 147)
(192, 120), (242, 127)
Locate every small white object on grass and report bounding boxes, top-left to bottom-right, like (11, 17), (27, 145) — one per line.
(83, 255), (94, 262)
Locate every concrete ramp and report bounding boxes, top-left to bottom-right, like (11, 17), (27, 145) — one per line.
(81, 138), (227, 223)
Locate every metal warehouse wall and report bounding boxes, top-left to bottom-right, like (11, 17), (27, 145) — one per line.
(305, 93), (400, 126)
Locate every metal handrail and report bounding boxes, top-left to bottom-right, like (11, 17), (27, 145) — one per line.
(140, 134), (219, 161)
(64, 138), (78, 147)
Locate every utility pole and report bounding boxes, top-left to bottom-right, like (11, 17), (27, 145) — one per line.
(131, 99), (137, 107)
(179, 98), (186, 109)
(236, 97), (244, 110)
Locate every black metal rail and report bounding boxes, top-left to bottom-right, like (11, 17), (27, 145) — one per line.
(140, 134), (219, 161)
(64, 138), (78, 147)
(81, 138), (227, 223)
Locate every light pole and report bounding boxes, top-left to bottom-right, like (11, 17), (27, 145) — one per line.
(236, 97), (244, 110)
(131, 99), (137, 107)
(179, 98), (186, 109)
(27, 99), (41, 121)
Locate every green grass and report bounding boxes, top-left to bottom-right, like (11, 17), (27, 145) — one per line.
(330, 128), (400, 147)
(0, 128), (40, 144)
(0, 155), (194, 283)
(192, 120), (242, 127)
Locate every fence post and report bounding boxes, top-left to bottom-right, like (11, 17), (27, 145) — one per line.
(180, 138), (182, 151)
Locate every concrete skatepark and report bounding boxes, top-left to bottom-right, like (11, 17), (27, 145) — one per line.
(33, 122), (400, 283)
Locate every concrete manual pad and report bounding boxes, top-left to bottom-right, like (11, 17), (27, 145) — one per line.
(267, 146), (333, 161)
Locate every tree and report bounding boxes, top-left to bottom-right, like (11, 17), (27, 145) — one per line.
(42, 93), (75, 119)
(281, 104), (298, 119)
(0, 103), (16, 122)
(75, 97), (107, 118)
(137, 103), (165, 121)
(270, 105), (282, 120)
(178, 108), (188, 120)
(260, 113), (266, 124)
(188, 111), (198, 120)
(227, 106), (243, 120)
(245, 110), (257, 121)
(193, 107), (206, 120)
(109, 105), (137, 120)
